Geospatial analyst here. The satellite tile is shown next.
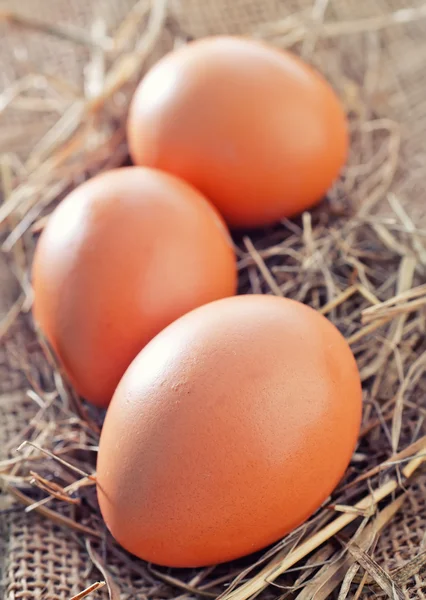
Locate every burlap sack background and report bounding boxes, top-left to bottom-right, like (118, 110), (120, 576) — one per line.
(1, 1), (426, 598)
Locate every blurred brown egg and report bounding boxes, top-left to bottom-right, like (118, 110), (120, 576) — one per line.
(32, 167), (237, 407)
(128, 36), (348, 227)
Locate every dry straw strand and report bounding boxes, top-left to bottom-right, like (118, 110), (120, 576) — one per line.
(69, 581), (106, 600)
(86, 540), (121, 600)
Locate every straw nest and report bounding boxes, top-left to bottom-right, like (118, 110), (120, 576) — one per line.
(0, 2), (426, 599)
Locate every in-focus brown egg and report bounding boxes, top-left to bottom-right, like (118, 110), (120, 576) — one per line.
(32, 167), (237, 407)
(97, 295), (362, 567)
(128, 36), (348, 227)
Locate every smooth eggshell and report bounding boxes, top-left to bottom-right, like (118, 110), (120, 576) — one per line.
(97, 295), (362, 567)
(128, 36), (348, 227)
(32, 167), (236, 407)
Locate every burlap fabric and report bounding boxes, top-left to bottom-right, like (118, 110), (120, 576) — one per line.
(1, 1), (426, 598)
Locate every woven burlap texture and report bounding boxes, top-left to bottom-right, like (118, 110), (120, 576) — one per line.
(1, 0), (426, 598)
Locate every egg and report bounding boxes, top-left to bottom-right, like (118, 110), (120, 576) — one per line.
(127, 36), (348, 228)
(97, 295), (362, 567)
(32, 167), (237, 407)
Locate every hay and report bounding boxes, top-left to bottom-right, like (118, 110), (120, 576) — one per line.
(1, 1), (426, 598)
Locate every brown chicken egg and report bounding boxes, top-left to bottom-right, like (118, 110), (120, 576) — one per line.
(128, 36), (348, 227)
(32, 167), (237, 407)
(97, 294), (362, 567)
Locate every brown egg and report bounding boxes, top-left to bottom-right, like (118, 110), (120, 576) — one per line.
(128, 36), (348, 227)
(32, 167), (236, 407)
(97, 295), (362, 567)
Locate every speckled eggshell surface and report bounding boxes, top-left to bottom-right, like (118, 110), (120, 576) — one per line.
(96, 295), (362, 567)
